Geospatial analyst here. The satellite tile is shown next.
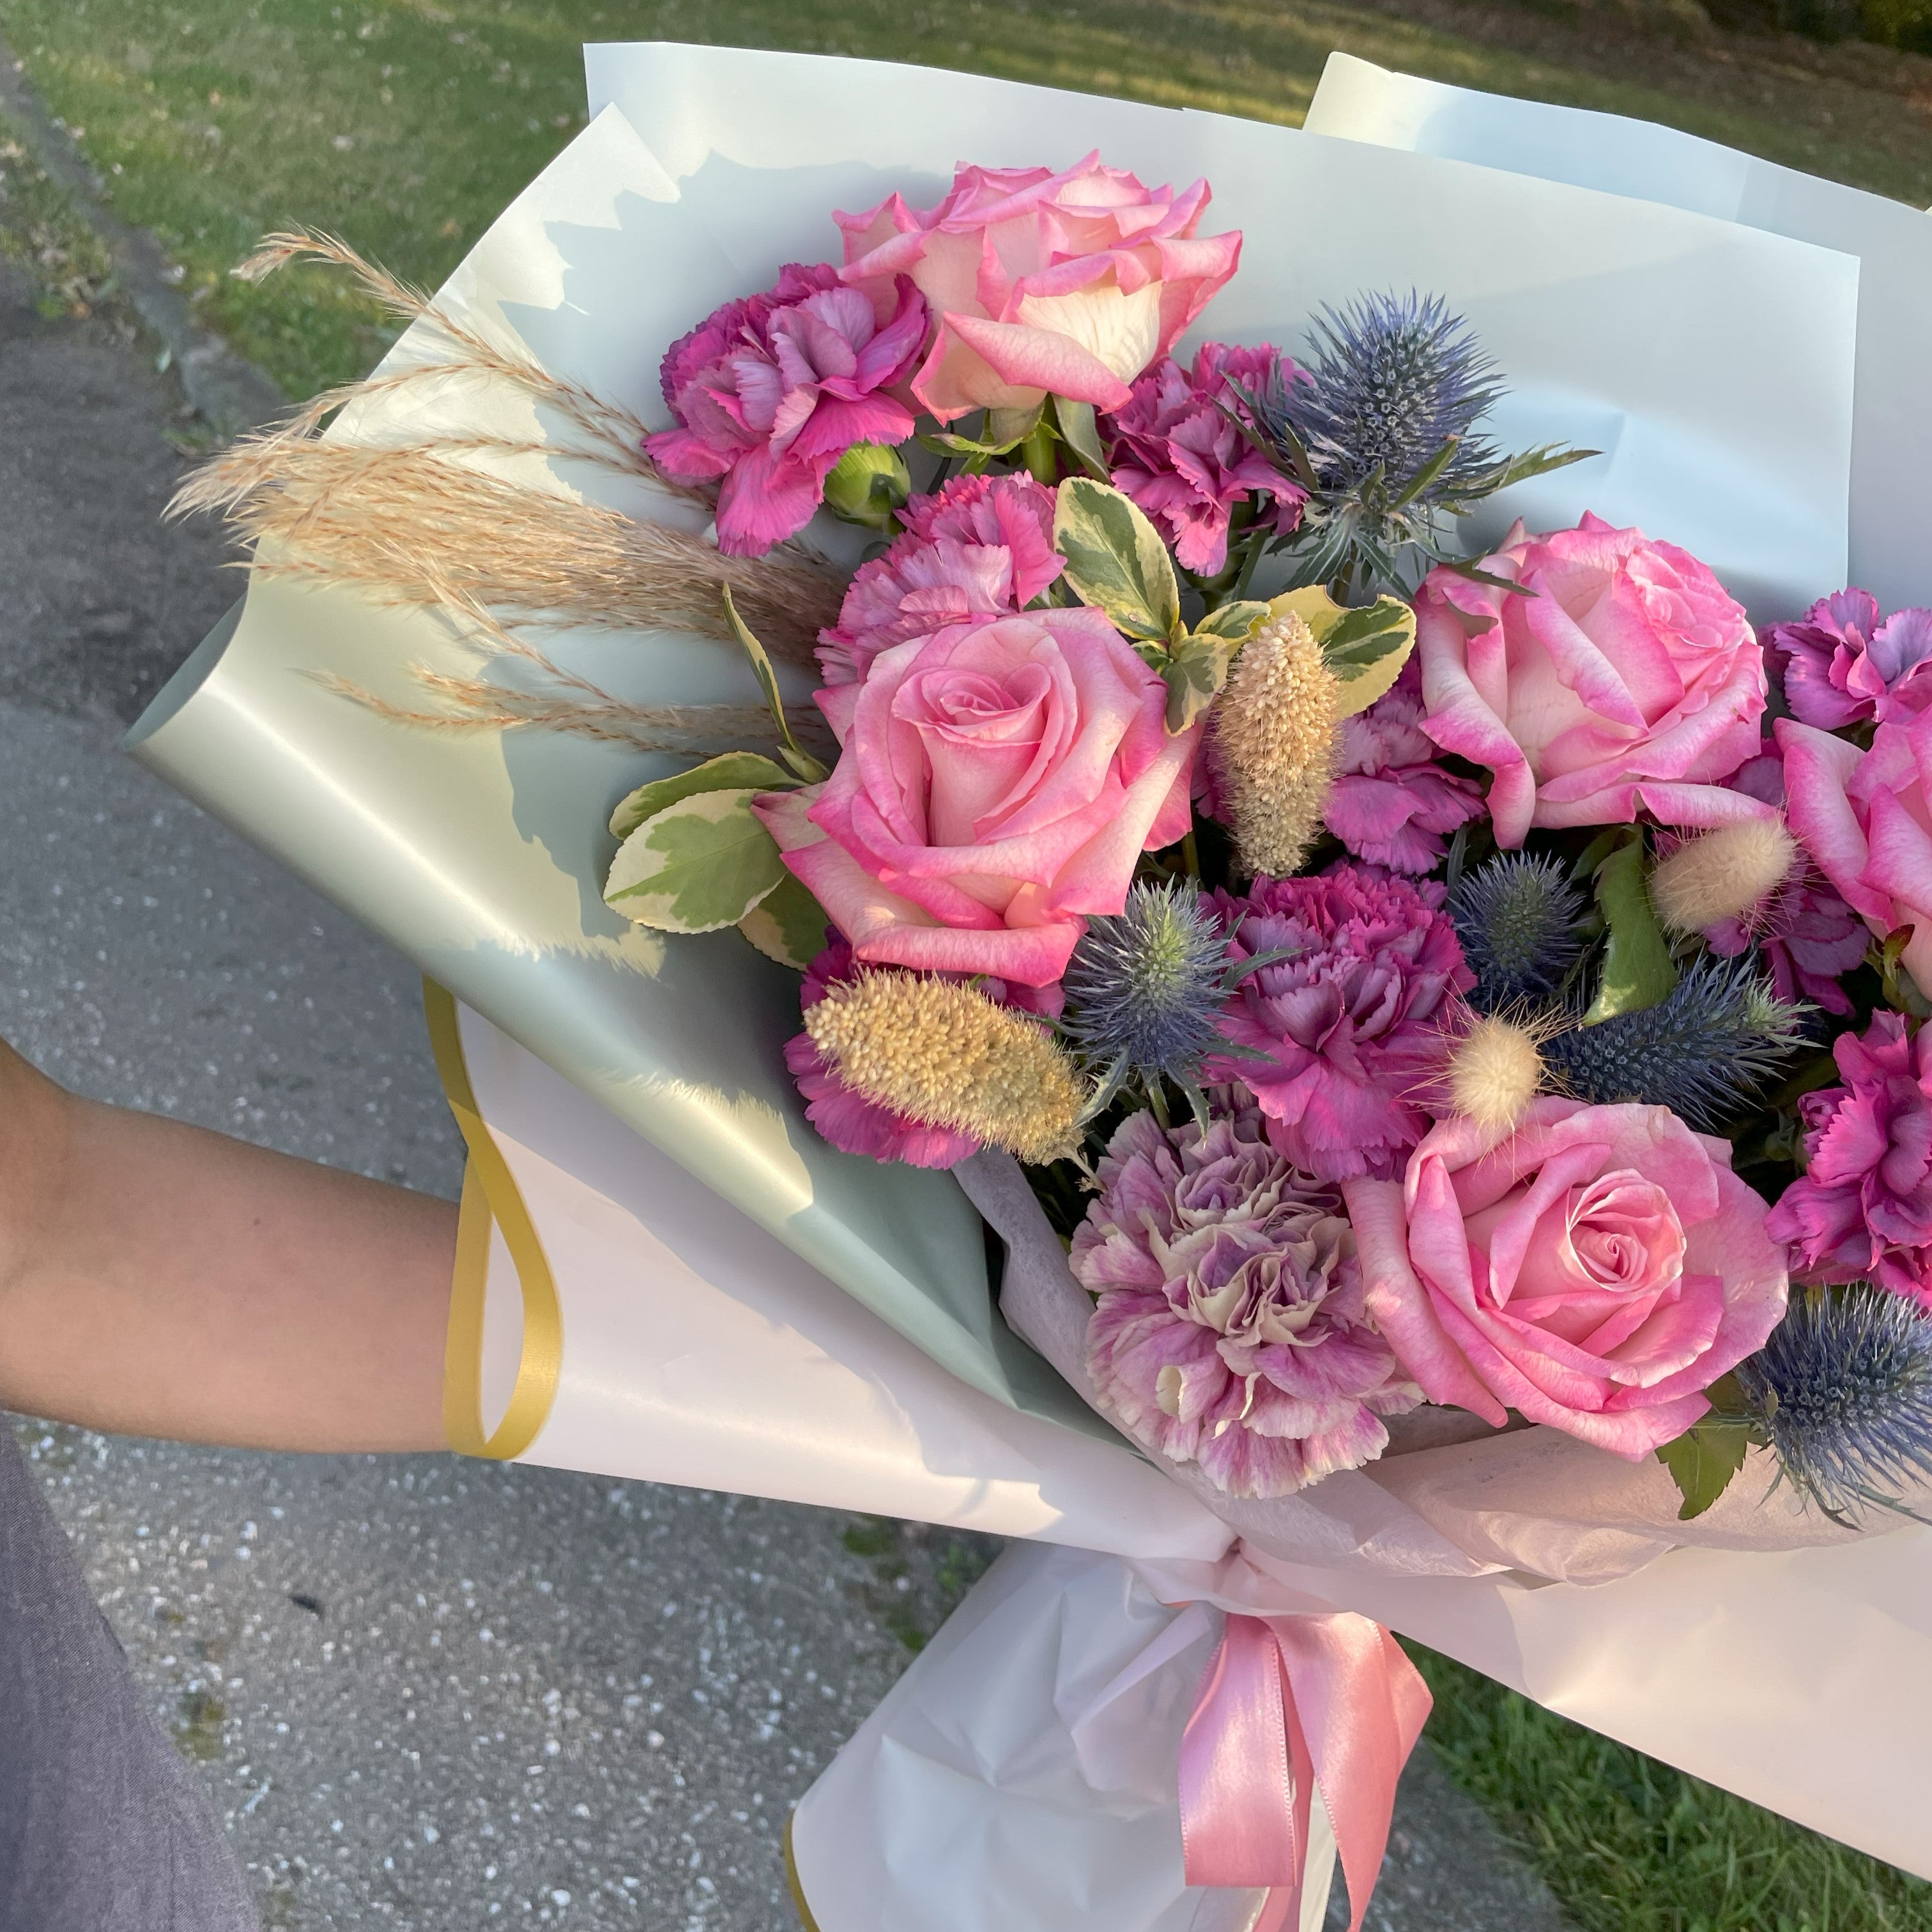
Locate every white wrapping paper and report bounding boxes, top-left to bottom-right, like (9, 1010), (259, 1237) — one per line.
(1305, 51), (1932, 612)
(585, 41), (1860, 619)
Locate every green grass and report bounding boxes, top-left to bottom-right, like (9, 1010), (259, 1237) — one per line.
(4, 1), (1931, 1922)
(1415, 1647), (1932, 1931)
(3, 0), (1931, 396)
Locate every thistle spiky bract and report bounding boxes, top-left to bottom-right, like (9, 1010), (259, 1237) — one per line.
(1542, 955), (1804, 1131)
(1448, 854), (1586, 1013)
(1736, 1287), (1932, 1524)
(1226, 291), (1586, 594)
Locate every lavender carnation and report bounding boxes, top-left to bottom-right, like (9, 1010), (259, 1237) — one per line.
(1074, 1103), (1420, 1498)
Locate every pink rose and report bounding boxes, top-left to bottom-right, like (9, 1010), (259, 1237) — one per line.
(756, 608), (1198, 987)
(1416, 513), (1771, 848)
(837, 155), (1240, 424)
(815, 473), (1062, 687)
(1778, 707), (1932, 993)
(1344, 1100), (1788, 1459)
(646, 263), (928, 556)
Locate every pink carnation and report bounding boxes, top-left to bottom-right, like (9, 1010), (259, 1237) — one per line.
(1701, 746), (1866, 1016)
(646, 263), (928, 556)
(1322, 659), (1488, 875)
(1765, 1013), (1932, 1308)
(1103, 343), (1304, 576)
(816, 473), (1062, 686)
(1074, 1104), (1421, 1498)
(1202, 867), (1474, 1182)
(1766, 588), (1932, 731)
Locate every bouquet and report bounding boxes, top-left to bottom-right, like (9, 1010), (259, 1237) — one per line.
(130, 41), (1932, 1932)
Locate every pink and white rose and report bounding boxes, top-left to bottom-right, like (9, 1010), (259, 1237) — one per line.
(756, 607), (1199, 988)
(1344, 1100), (1788, 1459)
(837, 155), (1240, 424)
(1415, 514), (1771, 848)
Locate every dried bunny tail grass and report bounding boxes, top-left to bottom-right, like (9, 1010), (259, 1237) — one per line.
(805, 971), (1086, 1165)
(226, 228), (663, 476)
(1649, 817), (1800, 933)
(1212, 611), (1342, 878)
(176, 442), (839, 664)
(1443, 1008), (1562, 1136)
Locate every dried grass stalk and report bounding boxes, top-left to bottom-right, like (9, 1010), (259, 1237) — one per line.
(180, 442), (840, 665)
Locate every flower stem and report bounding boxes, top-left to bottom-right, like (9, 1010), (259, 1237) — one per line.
(1146, 1081), (1173, 1131)
(1181, 825), (1202, 882)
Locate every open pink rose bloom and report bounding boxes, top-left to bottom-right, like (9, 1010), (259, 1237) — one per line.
(1779, 705), (1932, 993)
(1345, 1101), (1788, 1458)
(1415, 513), (1771, 847)
(837, 155), (1240, 422)
(756, 606), (1199, 986)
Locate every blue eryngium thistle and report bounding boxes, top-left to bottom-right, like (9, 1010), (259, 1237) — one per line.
(1542, 955), (1804, 1131)
(1736, 1287), (1932, 1525)
(1062, 881), (1234, 1117)
(1448, 854), (1586, 1012)
(1225, 291), (1586, 594)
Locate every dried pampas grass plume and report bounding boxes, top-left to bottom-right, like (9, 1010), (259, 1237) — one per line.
(805, 972), (1085, 1165)
(1648, 818), (1800, 933)
(1445, 1011), (1558, 1135)
(1211, 611), (1342, 878)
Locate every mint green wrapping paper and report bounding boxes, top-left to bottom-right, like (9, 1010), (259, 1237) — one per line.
(128, 45), (1859, 1440)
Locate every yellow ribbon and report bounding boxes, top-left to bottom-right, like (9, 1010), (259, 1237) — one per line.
(424, 979), (563, 1460)
(783, 1814), (824, 1931)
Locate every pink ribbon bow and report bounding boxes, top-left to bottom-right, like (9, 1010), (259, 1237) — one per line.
(1177, 1611), (1432, 1932)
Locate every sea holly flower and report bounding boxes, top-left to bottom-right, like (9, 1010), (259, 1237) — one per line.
(1202, 866), (1473, 1181)
(1766, 588), (1932, 731)
(1346, 1098), (1788, 1459)
(1075, 1103), (1421, 1499)
(1765, 1013), (1932, 1308)
(646, 263), (928, 556)
(1102, 342), (1304, 576)
(837, 156), (1240, 423)
(816, 473), (1061, 687)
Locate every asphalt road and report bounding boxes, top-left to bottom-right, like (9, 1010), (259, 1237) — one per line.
(0, 254), (1570, 1932)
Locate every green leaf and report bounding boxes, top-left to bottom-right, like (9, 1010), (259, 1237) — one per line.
(1656, 1420), (1750, 1521)
(608, 751), (799, 841)
(1162, 633), (1240, 733)
(1586, 838), (1677, 1023)
(1050, 395), (1111, 482)
(738, 871), (830, 969)
(603, 787), (785, 933)
(1191, 599), (1270, 643)
(720, 586), (829, 783)
(1052, 476), (1183, 644)
(1878, 927), (1932, 1019)
(922, 402), (1043, 459)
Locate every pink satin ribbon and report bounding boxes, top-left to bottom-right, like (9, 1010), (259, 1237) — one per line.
(1177, 1611), (1432, 1932)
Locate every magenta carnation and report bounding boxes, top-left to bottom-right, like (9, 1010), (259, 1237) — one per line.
(1073, 1103), (1420, 1498)
(1202, 867), (1474, 1182)
(1767, 588), (1932, 732)
(646, 263), (928, 557)
(815, 473), (1062, 686)
(1103, 342), (1305, 576)
(1323, 659), (1487, 875)
(1765, 1013), (1932, 1308)
(1700, 746), (1866, 1016)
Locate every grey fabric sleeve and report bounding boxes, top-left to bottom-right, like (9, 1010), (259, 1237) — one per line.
(0, 1424), (259, 1931)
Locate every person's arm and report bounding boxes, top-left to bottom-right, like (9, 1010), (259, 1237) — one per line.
(0, 1038), (456, 1452)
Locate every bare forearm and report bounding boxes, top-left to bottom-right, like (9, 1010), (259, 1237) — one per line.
(0, 1043), (456, 1452)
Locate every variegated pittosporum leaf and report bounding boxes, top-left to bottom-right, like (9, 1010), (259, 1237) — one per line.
(604, 786), (786, 934)
(1267, 586), (1416, 719)
(738, 871), (831, 970)
(1052, 477), (1183, 646)
(608, 751), (799, 841)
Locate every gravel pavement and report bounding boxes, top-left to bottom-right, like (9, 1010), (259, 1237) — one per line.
(0, 249), (1571, 1932)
